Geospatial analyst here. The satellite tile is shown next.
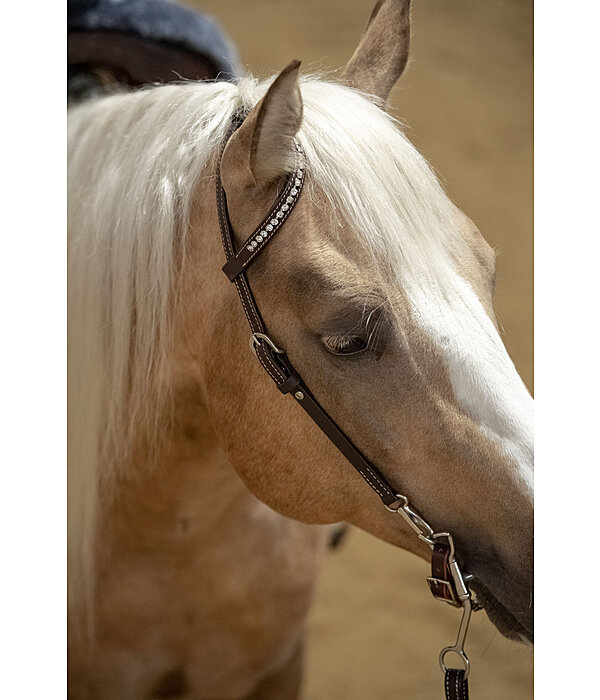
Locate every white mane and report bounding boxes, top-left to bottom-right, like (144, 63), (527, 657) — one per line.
(68, 75), (459, 630)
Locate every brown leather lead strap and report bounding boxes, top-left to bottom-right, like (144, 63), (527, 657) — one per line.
(277, 376), (403, 507)
(445, 669), (469, 700)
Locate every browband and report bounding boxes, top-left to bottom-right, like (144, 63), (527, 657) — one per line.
(221, 140), (305, 282)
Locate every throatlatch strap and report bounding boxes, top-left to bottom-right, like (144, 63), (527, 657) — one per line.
(445, 669), (469, 700)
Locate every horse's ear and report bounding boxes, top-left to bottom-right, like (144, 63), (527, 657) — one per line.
(341, 0), (411, 102)
(221, 60), (303, 187)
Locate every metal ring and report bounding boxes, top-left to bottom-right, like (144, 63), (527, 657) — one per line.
(417, 533), (436, 548)
(384, 493), (409, 513)
(439, 646), (470, 679)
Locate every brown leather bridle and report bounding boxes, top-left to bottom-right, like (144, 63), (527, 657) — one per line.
(216, 111), (479, 700)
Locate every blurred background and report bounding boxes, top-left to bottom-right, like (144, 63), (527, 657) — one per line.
(69, 0), (533, 697)
(194, 2), (533, 697)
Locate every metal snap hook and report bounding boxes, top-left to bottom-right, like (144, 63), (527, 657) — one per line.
(385, 495), (436, 546)
(438, 597), (473, 679)
(400, 502), (435, 540)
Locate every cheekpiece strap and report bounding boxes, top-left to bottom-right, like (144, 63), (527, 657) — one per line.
(214, 111), (400, 508)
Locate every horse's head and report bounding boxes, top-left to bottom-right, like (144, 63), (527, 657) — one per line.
(183, 0), (532, 642)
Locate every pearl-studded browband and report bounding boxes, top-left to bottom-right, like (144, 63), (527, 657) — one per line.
(221, 139), (305, 282)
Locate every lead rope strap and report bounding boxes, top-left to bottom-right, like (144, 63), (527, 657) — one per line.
(216, 114), (476, 699)
(445, 669), (469, 700)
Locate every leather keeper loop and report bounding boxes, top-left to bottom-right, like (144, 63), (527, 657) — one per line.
(276, 373), (302, 394)
(428, 542), (461, 606)
(222, 257), (243, 281)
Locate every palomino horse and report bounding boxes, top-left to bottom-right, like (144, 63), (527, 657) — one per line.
(68, 0), (533, 697)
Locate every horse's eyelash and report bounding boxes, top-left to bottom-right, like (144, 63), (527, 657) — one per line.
(331, 308), (384, 350)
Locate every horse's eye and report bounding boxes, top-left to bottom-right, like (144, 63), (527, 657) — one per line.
(322, 334), (368, 356)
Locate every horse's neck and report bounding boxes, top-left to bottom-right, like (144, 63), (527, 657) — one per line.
(104, 391), (272, 556)
(83, 377), (329, 699)
(98, 167), (309, 560)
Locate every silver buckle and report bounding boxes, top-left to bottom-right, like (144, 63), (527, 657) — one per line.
(432, 533), (470, 602)
(427, 577), (459, 605)
(249, 333), (284, 357)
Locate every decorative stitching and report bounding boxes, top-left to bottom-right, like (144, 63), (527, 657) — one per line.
(460, 673), (468, 700)
(255, 342), (286, 383)
(443, 670), (467, 700)
(233, 280), (260, 330)
(357, 470), (388, 500)
(256, 346), (284, 385)
(235, 279), (261, 329)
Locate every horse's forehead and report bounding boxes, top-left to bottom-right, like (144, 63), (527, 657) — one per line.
(299, 200), (496, 319)
(276, 203), (378, 296)
(283, 198), (463, 307)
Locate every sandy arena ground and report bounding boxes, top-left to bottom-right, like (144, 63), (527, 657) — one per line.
(195, 1), (533, 697)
